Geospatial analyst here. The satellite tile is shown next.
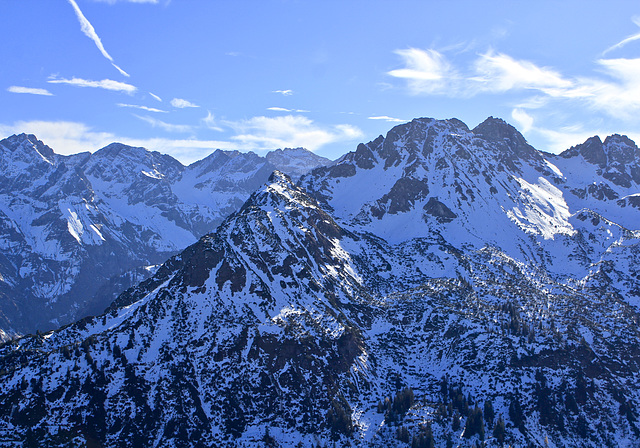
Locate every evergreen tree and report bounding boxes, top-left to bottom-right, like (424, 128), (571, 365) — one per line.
(463, 405), (485, 440)
(493, 416), (506, 445)
(393, 387), (415, 415)
(452, 411), (461, 431)
(411, 424), (434, 448)
(509, 396), (525, 431)
(327, 398), (353, 440)
(483, 400), (495, 428)
(397, 426), (410, 444)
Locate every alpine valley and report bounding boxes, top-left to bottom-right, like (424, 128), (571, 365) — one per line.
(0, 117), (639, 447)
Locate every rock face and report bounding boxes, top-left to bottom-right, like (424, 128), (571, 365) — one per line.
(0, 117), (639, 447)
(0, 135), (331, 335)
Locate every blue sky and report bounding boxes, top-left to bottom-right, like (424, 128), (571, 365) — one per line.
(2, 0), (640, 164)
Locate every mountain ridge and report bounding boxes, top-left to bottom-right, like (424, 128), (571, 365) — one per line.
(0, 134), (331, 336)
(0, 116), (638, 447)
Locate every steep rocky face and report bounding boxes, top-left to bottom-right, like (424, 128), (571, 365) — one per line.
(0, 135), (331, 336)
(552, 133), (640, 230)
(0, 163), (638, 447)
(0, 172), (373, 447)
(300, 117), (639, 304)
(0, 116), (638, 447)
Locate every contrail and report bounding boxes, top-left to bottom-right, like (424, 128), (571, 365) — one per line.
(67, 0), (130, 77)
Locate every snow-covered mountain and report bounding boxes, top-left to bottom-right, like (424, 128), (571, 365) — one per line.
(0, 135), (331, 336)
(0, 117), (638, 447)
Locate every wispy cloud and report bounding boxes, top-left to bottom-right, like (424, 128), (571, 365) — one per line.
(267, 107), (309, 113)
(93, 0), (159, 4)
(149, 92), (162, 102)
(67, 0), (130, 77)
(225, 115), (362, 151)
(273, 89), (293, 96)
(0, 119), (236, 165)
(202, 111), (223, 132)
(368, 115), (406, 123)
(117, 103), (167, 113)
(603, 17), (640, 55)
(7, 86), (53, 96)
(0, 120), (118, 155)
(389, 47), (640, 122)
(170, 98), (199, 108)
(135, 115), (193, 133)
(387, 48), (457, 95)
(48, 76), (137, 93)
(508, 107), (640, 154)
(510, 108), (534, 133)
(532, 124), (613, 155)
(472, 51), (573, 95)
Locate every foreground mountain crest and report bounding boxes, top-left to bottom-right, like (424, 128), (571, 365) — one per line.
(0, 116), (638, 447)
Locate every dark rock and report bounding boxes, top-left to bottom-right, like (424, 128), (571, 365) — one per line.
(423, 197), (458, 222)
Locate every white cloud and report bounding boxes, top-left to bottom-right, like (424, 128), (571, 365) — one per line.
(170, 98), (199, 108)
(202, 111), (223, 132)
(135, 115), (193, 133)
(387, 48), (457, 94)
(149, 92), (162, 102)
(603, 17), (640, 55)
(368, 115), (406, 123)
(0, 119), (234, 165)
(388, 48), (576, 97)
(510, 108), (534, 133)
(504, 110), (640, 155)
(267, 107), (309, 113)
(67, 0), (130, 77)
(586, 58), (640, 119)
(534, 125), (608, 155)
(0, 120), (118, 155)
(273, 89), (293, 96)
(117, 103), (167, 113)
(473, 51), (573, 95)
(48, 76), (137, 93)
(7, 86), (53, 96)
(225, 115), (362, 151)
(389, 47), (640, 123)
(93, 0), (159, 4)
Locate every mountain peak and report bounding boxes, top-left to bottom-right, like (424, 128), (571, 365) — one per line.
(93, 142), (153, 161)
(561, 134), (639, 186)
(472, 116), (539, 161)
(267, 169), (293, 185)
(473, 116), (521, 140)
(266, 147), (332, 180)
(0, 133), (56, 165)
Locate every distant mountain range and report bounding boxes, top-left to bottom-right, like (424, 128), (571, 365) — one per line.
(0, 135), (331, 336)
(0, 117), (638, 447)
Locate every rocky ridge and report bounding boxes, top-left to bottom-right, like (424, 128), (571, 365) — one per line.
(0, 117), (638, 447)
(0, 136), (331, 335)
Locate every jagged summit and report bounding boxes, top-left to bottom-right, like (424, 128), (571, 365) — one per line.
(561, 134), (639, 167)
(558, 133), (640, 189)
(267, 168), (292, 184)
(1, 115), (640, 447)
(472, 116), (518, 139)
(472, 116), (540, 161)
(265, 146), (332, 180)
(0, 117), (639, 446)
(0, 134), (333, 335)
(0, 133), (56, 165)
